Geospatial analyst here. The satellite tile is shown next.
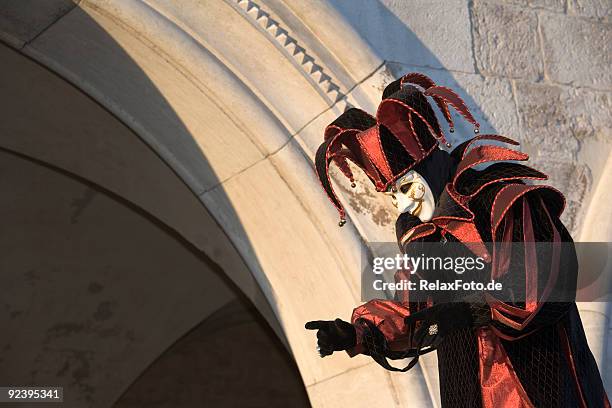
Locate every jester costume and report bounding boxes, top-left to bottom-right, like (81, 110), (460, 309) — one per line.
(307, 73), (609, 407)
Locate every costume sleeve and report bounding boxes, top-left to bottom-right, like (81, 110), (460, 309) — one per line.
(345, 213), (439, 361)
(347, 299), (411, 357)
(486, 185), (577, 341)
(346, 268), (431, 359)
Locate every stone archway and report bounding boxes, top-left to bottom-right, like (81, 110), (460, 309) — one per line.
(0, 146), (311, 407)
(0, 40), (312, 406)
(1, 1), (432, 406)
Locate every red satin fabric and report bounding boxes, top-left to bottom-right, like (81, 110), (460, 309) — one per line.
(351, 300), (410, 341)
(348, 298), (417, 355)
(357, 126), (394, 182)
(455, 145), (528, 181)
(424, 86), (479, 126)
(477, 327), (534, 408)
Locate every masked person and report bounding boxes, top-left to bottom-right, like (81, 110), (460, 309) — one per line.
(306, 73), (609, 408)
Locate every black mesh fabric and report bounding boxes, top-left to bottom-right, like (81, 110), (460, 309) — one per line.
(412, 108), (438, 152)
(455, 162), (547, 196)
(502, 322), (579, 407)
(412, 148), (455, 202)
(469, 181), (504, 243)
(432, 187), (580, 408)
(386, 85), (441, 147)
(328, 108), (375, 133)
(433, 188), (472, 220)
(380, 124), (415, 174)
(434, 312), (607, 408)
(395, 211), (423, 243)
(499, 199), (577, 408)
(382, 78), (403, 100)
(437, 327), (483, 408)
(564, 304), (610, 408)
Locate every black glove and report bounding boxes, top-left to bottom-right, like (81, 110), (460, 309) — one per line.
(305, 319), (356, 357)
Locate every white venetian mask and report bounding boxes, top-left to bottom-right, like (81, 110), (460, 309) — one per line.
(384, 170), (436, 222)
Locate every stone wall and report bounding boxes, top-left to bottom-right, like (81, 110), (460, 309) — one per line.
(471, 0), (611, 235)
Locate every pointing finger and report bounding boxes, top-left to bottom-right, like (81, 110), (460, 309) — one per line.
(305, 320), (329, 330)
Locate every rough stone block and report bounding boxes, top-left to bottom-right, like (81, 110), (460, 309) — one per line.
(472, 1), (543, 80)
(499, 0), (530, 5)
(535, 160), (591, 200)
(529, 0), (566, 12)
(562, 200), (581, 235)
(568, 0), (611, 21)
(448, 72), (521, 139)
(515, 81), (611, 160)
(530, 160), (591, 235)
(515, 81), (579, 160)
(495, 0), (564, 12)
(540, 12), (612, 88)
(566, 87), (612, 142)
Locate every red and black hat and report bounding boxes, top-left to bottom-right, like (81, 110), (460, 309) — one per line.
(315, 72), (480, 226)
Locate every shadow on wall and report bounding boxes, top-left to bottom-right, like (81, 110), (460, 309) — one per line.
(329, 0), (499, 143)
(0, 5), (306, 408)
(0, 149), (310, 408)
